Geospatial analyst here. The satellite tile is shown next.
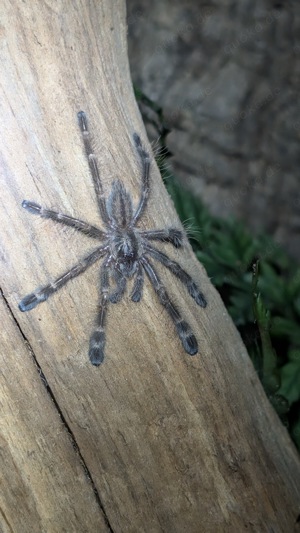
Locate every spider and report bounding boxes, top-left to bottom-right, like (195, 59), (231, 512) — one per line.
(19, 111), (207, 365)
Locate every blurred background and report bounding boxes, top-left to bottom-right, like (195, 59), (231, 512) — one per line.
(126, 0), (300, 450)
(127, 0), (299, 260)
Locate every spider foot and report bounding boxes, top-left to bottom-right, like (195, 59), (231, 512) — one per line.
(89, 330), (105, 366)
(109, 277), (126, 304)
(133, 132), (149, 158)
(109, 292), (122, 304)
(77, 110), (87, 129)
(131, 290), (142, 302)
(178, 321), (198, 355)
(22, 200), (42, 215)
(130, 268), (144, 302)
(19, 292), (47, 312)
(133, 132), (142, 148)
(183, 334), (198, 356)
(168, 229), (183, 248)
(188, 282), (207, 308)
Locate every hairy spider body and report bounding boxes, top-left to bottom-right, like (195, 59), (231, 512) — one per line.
(19, 111), (207, 365)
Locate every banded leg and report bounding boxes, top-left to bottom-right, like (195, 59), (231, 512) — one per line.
(141, 257), (198, 355)
(131, 264), (144, 302)
(141, 228), (183, 248)
(22, 200), (105, 239)
(132, 133), (151, 224)
(144, 245), (207, 307)
(19, 246), (108, 312)
(89, 258), (110, 366)
(77, 111), (111, 226)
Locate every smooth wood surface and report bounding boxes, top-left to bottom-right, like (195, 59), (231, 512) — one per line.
(0, 293), (109, 533)
(1, 1), (300, 532)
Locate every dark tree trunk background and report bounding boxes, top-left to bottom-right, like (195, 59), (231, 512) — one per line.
(127, 0), (300, 260)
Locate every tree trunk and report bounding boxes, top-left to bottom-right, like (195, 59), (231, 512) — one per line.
(0, 1), (299, 532)
(127, 0), (300, 261)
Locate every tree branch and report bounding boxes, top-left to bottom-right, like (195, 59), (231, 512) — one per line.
(0, 1), (299, 531)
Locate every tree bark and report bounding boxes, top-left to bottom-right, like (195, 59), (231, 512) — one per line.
(0, 1), (300, 532)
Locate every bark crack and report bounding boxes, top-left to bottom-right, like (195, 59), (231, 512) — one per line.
(0, 287), (115, 533)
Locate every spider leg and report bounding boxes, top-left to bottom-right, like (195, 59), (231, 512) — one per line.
(109, 268), (127, 303)
(19, 246), (108, 312)
(141, 228), (183, 248)
(144, 244), (207, 307)
(131, 263), (144, 302)
(141, 257), (198, 355)
(89, 257), (110, 365)
(22, 200), (105, 240)
(77, 111), (111, 227)
(132, 133), (151, 224)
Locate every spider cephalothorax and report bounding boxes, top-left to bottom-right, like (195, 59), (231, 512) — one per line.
(19, 111), (207, 365)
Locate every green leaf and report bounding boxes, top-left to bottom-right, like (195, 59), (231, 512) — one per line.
(272, 317), (300, 345)
(279, 360), (300, 403)
(288, 349), (300, 362)
(294, 297), (300, 318)
(258, 262), (286, 306)
(287, 270), (300, 299)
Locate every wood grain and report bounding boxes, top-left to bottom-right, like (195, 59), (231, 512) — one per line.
(1, 1), (300, 532)
(0, 293), (109, 533)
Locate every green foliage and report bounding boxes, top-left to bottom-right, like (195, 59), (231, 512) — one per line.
(166, 169), (300, 447)
(136, 89), (300, 451)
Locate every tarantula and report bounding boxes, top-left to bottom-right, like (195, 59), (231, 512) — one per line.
(19, 111), (207, 365)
